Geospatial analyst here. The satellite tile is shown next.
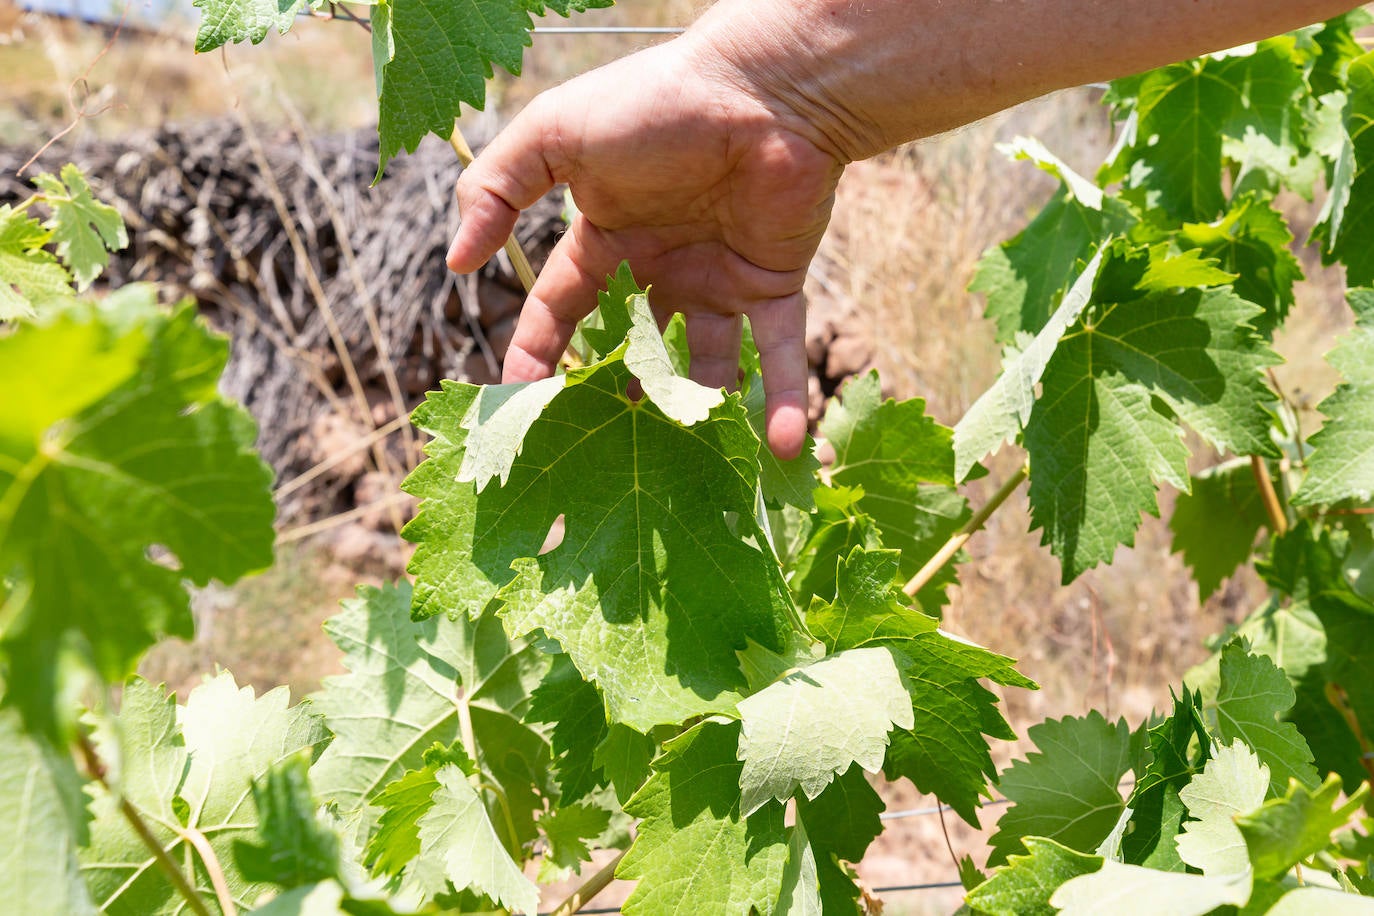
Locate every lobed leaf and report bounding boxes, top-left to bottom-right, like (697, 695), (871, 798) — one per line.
(0, 299), (275, 737)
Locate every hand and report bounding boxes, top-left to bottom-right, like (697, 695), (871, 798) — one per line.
(446, 32), (845, 461)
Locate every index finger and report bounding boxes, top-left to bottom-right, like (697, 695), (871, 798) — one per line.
(447, 93), (562, 274)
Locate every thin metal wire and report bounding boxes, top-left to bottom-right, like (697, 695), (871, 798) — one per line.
(555, 880), (967, 915)
(530, 26), (681, 34)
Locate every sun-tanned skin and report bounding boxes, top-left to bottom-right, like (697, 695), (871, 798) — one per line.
(446, 0), (1361, 460)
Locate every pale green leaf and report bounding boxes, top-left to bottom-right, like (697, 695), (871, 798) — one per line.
(623, 292), (726, 424)
(1293, 289), (1374, 506)
(1049, 859), (1251, 915)
(410, 764), (539, 915)
(792, 765), (882, 913)
(736, 646), (913, 815)
(32, 165), (127, 290)
(987, 712), (1133, 865)
(773, 818), (823, 916)
(364, 742), (472, 878)
(1176, 741), (1270, 877)
(1264, 886), (1374, 914)
(82, 673), (330, 915)
(0, 710), (96, 916)
(619, 720), (788, 916)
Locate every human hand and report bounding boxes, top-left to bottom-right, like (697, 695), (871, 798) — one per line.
(445, 30), (846, 461)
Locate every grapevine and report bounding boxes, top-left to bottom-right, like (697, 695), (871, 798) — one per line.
(2, 4), (1374, 916)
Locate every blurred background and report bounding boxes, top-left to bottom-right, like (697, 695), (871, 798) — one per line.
(0, 1), (1356, 910)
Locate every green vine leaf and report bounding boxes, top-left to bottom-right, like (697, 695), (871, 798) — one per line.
(820, 371), (967, 610)
(408, 288), (796, 732)
(192, 0), (312, 52)
(410, 764), (540, 915)
(806, 548), (937, 653)
(31, 165), (128, 290)
(971, 138), (1135, 344)
(955, 247), (1106, 480)
(364, 741), (473, 880)
(0, 299), (275, 737)
(883, 634), (1033, 825)
(1112, 38), (1306, 221)
(773, 817), (823, 916)
(309, 582), (553, 849)
(526, 654), (609, 804)
(1316, 51), (1374, 284)
(1024, 243), (1279, 582)
(1215, 646), (1320, 796)
(966, 837), (1103, 916)
(1177, 194), (1301, 336)
(1236, 775), (1370, 880)
(538, 802), (612, 878)
(1293, 289), (1374, 506)
(793, 764), (885, 915)
(1169, 459), (1269, 600)
(619, 719), (789, 916)
(0, 205), (71, 319)
(1122, 688), (1211, 871)
(233, 752), (341, 891)
(372, 0), (611, 174)
(987, 712), (1134, 866)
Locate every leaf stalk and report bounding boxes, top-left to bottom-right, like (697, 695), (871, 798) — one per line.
(547, 849), (627, 916)
(903, 463), (1029, 598)
(74, 731), (217, 916)
(1251, 454), (1288, 536)
(448, 125), (538, 294)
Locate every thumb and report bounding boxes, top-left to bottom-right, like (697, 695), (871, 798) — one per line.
(446, 93), (562, 273)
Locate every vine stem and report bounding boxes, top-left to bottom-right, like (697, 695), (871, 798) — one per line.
(903, 464), (1029, 598)
(74, 732), (216, 916)
(448, 125), (538, 294)
(547, 850), (627, 916)
(1326, 683), (1374, 782)
(1251, 455), (1288, 536)
(178, 826), (239, 916)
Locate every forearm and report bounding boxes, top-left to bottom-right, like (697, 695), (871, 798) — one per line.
(687, 0), (1364, 162)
